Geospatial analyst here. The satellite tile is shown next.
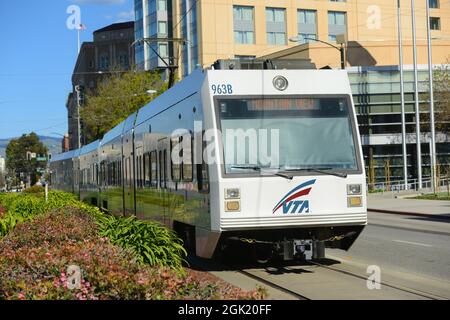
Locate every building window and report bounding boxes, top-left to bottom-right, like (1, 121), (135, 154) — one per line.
(99, 55), (110, 70)
(266, 7), (285, 23)
(299, 33), (317, 43)
(266, 8), (286, 45)
(234, 31), (254, 44)
(118, 54), (129, 67)
(298, 10), (317, 43)
(328, 11), (347, 42)
(233, 6), (255, 44)
(158, 21), (167, 35)
(429, 0), (439, 8)
(430, 17), (440, 30)
(159, 43), (168, 58)
(158, 0), (167, 11)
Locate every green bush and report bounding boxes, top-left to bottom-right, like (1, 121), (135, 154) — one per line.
(0, 208), (265, 300)
(98, 215), (187, 270)
(23, 185), (45, 194)
(0, 191), (78, 237)
(0, 191), (186, 270)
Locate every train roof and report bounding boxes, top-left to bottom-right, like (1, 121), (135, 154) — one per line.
(79, 140), (100, 156)
(100, 119), (126, 146)
(135, 69), (205, 127)
(50, 150), (78, 163)
(123, 112), (137, 133)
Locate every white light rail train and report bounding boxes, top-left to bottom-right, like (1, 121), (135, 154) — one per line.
(50, 60), (367, 262)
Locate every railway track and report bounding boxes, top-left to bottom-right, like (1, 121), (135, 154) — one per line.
(188, 255), (446, 300)
(237, 269), (310, 300)
(308, 260), (445, 300)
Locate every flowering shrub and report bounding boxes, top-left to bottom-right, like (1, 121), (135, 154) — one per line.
(0, 192), (186, 271)
(0, 208), (265, 300)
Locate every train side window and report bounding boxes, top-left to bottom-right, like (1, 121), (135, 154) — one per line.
(118, 161), (122, 186)
(116, 161), (120, 186)
(128, 158), (132, 188)
(117, 161), (120, 186)
(182, 134), (193, 182)
(150, 151), (157, 188)
(124, 158), (128, 186)
(136, 156), (140, 188)
(198, 134), (210, 193)
(171, 136), (181, 182)
(140, 156), (143, 188)
(163, 150), (167, 188)
(144, 153), (150, 187)
(140, 156), (144, 188)
(113, 163), (115, 186)
(159, 151), (163, 188)
(159, 150), (168, 189)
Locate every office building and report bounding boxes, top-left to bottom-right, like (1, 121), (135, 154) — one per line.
(67, 22), (135, 150)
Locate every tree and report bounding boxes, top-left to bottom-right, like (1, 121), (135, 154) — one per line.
(80, 70), (168, 143)
(422, 63), (450, 135)
(432, 63), (450, 134)
(6, 133), (48, 186)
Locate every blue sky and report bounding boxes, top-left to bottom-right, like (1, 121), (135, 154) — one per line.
(0, 0), (134, 139)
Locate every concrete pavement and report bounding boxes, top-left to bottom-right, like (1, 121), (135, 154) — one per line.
(368, 192), (450, 219)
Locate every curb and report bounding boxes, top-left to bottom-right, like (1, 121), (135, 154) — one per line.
(368, 208), (450, 221)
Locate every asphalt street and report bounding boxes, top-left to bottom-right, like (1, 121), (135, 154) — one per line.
(327, 211), (450, 298)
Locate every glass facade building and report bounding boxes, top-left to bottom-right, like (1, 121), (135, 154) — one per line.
(134, 0), (173, 71)
(349, 66), (450, 184)
(180, 0), (199, 77)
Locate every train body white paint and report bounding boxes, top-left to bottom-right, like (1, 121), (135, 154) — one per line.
(50, 67), (367, 260)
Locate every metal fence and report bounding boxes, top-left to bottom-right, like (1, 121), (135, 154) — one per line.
(368, 176), (450, 194)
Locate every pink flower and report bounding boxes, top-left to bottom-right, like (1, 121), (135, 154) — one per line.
(18, 293), (25, 300)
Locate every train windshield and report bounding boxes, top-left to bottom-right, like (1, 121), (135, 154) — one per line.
(217, 97), (359, 174)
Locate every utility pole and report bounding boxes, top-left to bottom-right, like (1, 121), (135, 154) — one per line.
(75, 85), (84, 149)
(411, 0), (422, 189)
(397, 0), (408, 190)
(426, 0), (437, 193)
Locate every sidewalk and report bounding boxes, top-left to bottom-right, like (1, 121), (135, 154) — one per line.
(368, 192), (450, 220)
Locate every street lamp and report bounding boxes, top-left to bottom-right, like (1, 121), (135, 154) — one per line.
(289, 35), (346, 69)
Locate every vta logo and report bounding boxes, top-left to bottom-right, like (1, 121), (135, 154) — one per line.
(273, 180), (316, 214)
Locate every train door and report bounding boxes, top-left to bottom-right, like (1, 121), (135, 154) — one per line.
(124, 156), (134, 216)
(123, 129), (136, 217)
(158, 138), (169, 226)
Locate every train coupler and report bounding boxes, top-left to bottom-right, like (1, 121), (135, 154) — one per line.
(281, 240), (325, 261)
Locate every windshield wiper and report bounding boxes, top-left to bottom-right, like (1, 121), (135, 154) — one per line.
(231, 165), (293, 180)
(283, 167), (348, 179)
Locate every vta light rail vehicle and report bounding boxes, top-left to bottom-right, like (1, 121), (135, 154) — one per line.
(50, 60), (367, 262)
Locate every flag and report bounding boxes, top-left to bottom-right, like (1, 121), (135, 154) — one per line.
(78, 24), (87, 30)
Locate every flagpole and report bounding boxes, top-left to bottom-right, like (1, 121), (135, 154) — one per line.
(397, 0), (408, 190)
(411, 0), (422, 190)
(426, 0), (437, 193)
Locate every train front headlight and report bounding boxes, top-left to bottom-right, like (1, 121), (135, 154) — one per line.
(225, 188), (240, 199)
(347, 184), (362, 195)
(225, 188), (241, 212)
